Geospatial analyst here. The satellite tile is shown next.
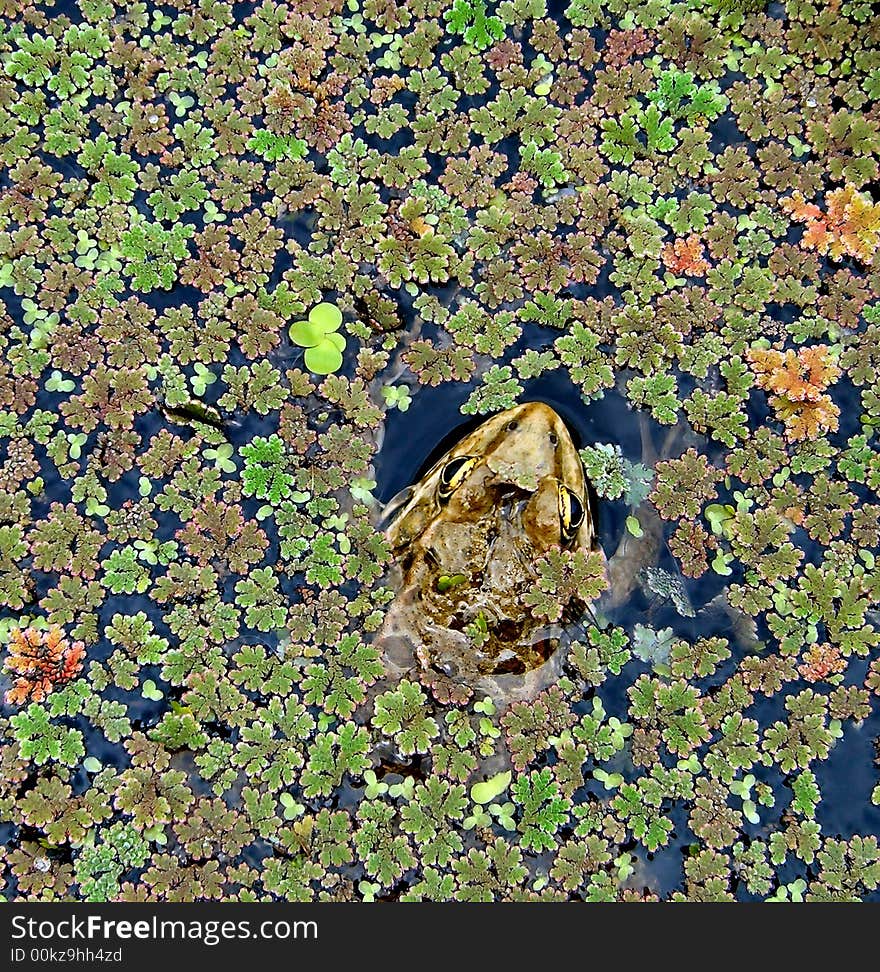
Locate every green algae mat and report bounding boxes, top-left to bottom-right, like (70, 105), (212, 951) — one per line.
(1, 0), (880, 902)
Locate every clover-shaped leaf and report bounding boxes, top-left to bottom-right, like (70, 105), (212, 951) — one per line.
(279, 792), (305, 820)
(711, 550), (735, 575)
(141, 679), (163, 702)
(204, 442), (236, 473)
(46, 370), (75, 393)
(67, 432), (88, 460)
(381, 384), (412, 411)
(290, 301), (347, 375)
(705, 502), (736, 538)
(190, 363), (217, 397)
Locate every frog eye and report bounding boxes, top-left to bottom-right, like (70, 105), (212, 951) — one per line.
(557, 484), (585, 546)
(438, 455), (479, 503)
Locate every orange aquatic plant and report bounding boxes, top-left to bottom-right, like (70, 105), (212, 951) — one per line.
(782, 184), (880, 265)
(661, 235), (710, 276)
(798, 643), (846, 683)
(746, 344), (840, 442)
(3, 625), (85, 705)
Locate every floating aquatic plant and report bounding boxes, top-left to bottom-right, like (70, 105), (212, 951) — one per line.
(783, 184), (880, 265)
(661, 235), (710, 277)
(3, 626), (85, 706)
(747, 343), (841, 442)
(444, 0), (505, 51)
(289, 302), (348, 376)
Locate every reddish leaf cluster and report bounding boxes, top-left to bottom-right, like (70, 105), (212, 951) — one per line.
(782, 185), (880, 265)
(602, 27), (654, 68)
(3, 626), (85, 705)
(798, 643), (846, 683)
(661, 236), (710, 276)
(746, 344), (840, 442)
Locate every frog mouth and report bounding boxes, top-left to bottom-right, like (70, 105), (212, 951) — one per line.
(440, 602), (559, 672)
(492, 636), (557, 674)
(484, 626), (558, 675)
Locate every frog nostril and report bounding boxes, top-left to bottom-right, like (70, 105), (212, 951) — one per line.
(548, 432), (558, 446)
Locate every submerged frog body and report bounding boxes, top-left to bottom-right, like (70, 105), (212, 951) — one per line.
(377, 402), (597, 701)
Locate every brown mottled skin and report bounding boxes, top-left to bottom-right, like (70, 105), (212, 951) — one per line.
(376, 402), (597, 700)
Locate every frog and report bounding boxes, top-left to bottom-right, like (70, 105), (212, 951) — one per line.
(374, 401), (600, 704)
